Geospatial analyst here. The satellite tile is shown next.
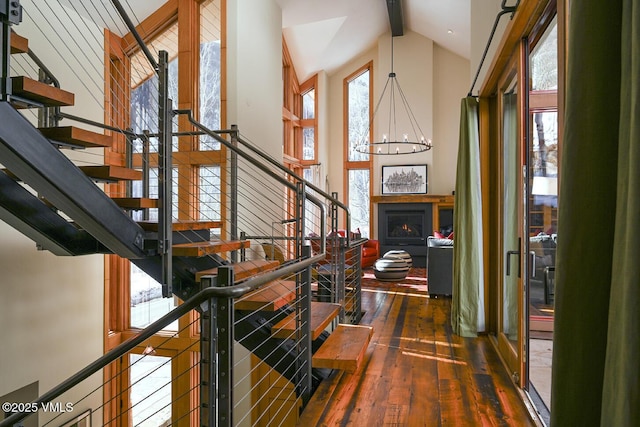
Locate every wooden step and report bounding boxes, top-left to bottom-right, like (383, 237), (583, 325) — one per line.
(11, 76), (74, 107)
(195, 259), (280, 282)
(172, 239), (250, 257)
(137, 220), (222, 232)
(79, 165), (142, 182)
(110, 197), (158, 210)
(312, 324), (373, 373)
(235, 279), (297, 311)
(272, 301), (341, 340)
(39, 126), (114, 149)
(10, 31), (28, 54)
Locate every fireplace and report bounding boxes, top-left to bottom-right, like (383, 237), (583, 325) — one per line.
(378, 203), (432, 267)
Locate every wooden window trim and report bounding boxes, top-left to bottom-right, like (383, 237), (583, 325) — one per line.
(343, 62), (373, 235)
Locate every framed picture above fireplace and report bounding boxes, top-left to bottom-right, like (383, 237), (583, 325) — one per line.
(381, 164), (427, 194)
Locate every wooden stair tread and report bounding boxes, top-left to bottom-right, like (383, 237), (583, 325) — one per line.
(172, 239), (250, 257)
(235, 279), (297, 311)
(11, 76), (74, 107)
(312, 324), (373, 373)
(39, 126), (114, 148)
(110, 197), (158, 209)
(11, 31), (28, 54)
(195, 259), (280, 282)
(137, 220), (222, 232)
(79, 165), (142, 182)
(272, 301), (341, 340)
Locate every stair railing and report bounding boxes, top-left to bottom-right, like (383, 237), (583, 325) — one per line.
(175, 111), (363, 307)
(0, 252), (323, 427)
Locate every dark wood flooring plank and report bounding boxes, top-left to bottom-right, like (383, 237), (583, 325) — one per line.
(298, 280), (536, 426)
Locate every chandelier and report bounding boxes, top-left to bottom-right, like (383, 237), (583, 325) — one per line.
(354, 30), (433, 155)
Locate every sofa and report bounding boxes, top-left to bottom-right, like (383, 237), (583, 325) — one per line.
(427, 236), (454, 296)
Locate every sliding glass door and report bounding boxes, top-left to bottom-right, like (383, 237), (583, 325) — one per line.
(526, 17), (559, 421)
(496, 61), (525, 382)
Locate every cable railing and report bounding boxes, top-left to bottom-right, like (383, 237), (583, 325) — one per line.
(1, 1), (368, 425)
(0, 255), (325, 427)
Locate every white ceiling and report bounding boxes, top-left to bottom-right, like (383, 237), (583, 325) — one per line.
(83, 0), (470, 81)
(276, 0), (471, 81)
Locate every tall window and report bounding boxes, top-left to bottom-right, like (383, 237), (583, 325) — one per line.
(344, 63), (373, 237)
(300, 77), (317, 162)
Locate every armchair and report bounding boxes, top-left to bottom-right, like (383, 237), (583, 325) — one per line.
(361, 239), (380, 268)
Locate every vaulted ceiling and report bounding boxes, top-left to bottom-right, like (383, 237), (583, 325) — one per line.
(276, 0), (471, 81)
(91, 0), (470, 82)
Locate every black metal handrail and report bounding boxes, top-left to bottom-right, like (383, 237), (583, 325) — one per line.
(0, 253), (324, 427)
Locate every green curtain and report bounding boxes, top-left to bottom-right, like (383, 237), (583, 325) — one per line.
(452, 97), (485, 337)
(551, 1), (640, 425)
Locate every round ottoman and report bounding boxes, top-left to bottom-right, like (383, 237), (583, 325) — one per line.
(383, 250), (413, 269)
(373, 256), (409, 281)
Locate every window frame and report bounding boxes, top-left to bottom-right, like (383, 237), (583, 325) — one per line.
(343, 62), (373, 236)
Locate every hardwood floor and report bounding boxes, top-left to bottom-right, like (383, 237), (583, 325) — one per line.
(299, 275), (536, 426)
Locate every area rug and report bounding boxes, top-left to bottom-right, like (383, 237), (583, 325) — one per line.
(361, 267), (428, 294)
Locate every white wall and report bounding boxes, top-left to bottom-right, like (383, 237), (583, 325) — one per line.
(0, 1), (106, 418)
(432, 45), (470, 195)
(0, 226), (104, 417)
(227, 0), (283, 159)
(470, 0), (510, 94)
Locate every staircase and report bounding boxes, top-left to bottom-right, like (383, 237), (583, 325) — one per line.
(0, 7), (372, 426)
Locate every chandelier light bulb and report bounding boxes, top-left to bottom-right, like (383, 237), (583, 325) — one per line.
(403, 134), (408, 142)
(382, 134), (387, 143)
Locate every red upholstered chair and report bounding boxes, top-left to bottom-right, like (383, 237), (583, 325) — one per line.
(361, 239), (380, 268)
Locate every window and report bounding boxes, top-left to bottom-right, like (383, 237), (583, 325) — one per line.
(348, 169), (370, 237)
(301, 82), (316, 161)
(347, 68), (370, 162)
(344, 63), (373, 236)
(105, 0), (224, 422)
(200, 0), (222, 150)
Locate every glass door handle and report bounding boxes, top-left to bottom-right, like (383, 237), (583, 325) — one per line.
(529, 251), (537, 277)
(506, 250), (521, 277)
